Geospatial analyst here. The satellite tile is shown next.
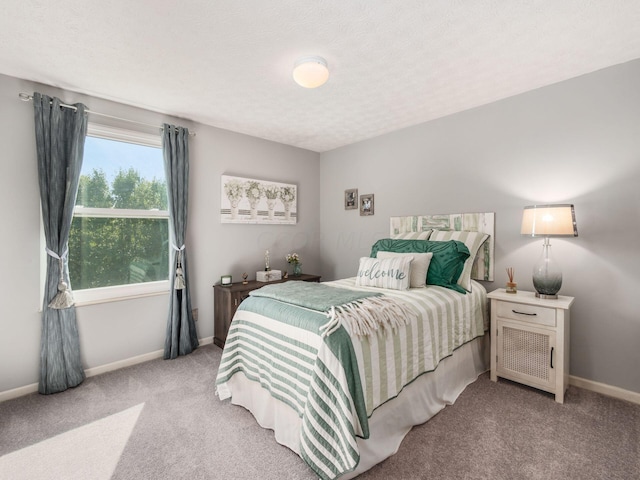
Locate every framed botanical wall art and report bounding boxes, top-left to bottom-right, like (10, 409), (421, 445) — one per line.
(221, 175), (297, 224)
(360, 193), (374, 216)
(344, 188), (358, 210)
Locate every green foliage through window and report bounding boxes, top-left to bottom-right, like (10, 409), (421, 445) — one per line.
(69, 216), (169, 289)
(69, 133), (169, 291)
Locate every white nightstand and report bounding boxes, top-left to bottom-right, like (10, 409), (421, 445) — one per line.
(488, 289), (575, 403)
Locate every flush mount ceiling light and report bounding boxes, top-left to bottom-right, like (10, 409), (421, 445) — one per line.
(292, 56), (329, 88)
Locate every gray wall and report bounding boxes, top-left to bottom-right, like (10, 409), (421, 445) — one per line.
(2, 58), (639, 396)
(319, 59), (640, 394)
(0, 73), (320, 393)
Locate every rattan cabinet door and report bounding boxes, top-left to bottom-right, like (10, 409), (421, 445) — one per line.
(496, 319), (557, 392)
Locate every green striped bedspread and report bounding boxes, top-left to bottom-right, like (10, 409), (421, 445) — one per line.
(215, 278), (488, 480)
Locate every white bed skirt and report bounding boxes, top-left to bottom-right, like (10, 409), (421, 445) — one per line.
(224, 334), (489, 479)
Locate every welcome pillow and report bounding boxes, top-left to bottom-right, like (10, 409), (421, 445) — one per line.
(376, 251), (433, 288)
(355, 256), (413, 290)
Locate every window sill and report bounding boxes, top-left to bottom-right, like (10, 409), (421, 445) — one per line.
(73, 281), (170, 307)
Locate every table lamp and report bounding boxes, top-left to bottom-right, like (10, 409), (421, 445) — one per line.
(521, 204), (578, 298)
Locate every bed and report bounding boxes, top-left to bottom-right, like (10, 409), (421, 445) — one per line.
(216, 212), (494, 479)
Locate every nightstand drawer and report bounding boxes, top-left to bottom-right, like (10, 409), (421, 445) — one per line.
(496, 301), (556, 327)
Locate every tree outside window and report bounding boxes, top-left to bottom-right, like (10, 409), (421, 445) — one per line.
(68, 131), (169, 291)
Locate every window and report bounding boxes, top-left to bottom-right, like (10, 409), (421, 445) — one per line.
(69, 124), (170, 304)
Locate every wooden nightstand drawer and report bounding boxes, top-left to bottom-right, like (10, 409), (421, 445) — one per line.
(497, 301), (556, 327)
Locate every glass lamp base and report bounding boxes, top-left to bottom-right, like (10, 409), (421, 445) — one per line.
(535, 292), (559, 299)
(532, 239), (562, 299)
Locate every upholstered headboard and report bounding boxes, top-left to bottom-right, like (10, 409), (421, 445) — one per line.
(390, 212), (495, 281)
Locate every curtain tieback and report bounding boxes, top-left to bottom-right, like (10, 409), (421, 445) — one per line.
(172, 244), (186, 290)
(45, 247), (75, 309)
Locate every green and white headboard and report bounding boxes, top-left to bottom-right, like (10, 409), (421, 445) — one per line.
(390, 212), (495, 282)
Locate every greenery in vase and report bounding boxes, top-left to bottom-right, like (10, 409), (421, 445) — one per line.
(280, 186), (296, 203)
(286, 253), (300, 265)
(264, 184), (280, 200)
(244, 180), (264, 202)
(224, 179), (244, 202)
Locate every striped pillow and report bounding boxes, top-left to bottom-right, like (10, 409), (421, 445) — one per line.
(430, 230), (489, 292)
(355, 256), (413, 290)
(390, 230), (432, 240)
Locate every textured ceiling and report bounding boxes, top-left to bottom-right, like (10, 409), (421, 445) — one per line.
(1, 1), (640, 152)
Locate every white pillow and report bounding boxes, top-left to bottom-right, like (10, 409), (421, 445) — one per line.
(376, 251), (433, 288)
(430, 230), (489, 292)
(390, 230), (432, 240)
(355, 256), (413, 290)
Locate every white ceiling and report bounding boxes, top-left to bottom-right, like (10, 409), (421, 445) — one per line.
(2, 1), (640, 153)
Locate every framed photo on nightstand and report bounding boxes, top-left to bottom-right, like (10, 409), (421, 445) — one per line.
(220, 275), (232, 286)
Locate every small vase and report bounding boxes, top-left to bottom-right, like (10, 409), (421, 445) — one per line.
(249, 200), (258, 219)
(266, 198), (276, 220)
(293, 263), (302, 277)
(506, 282), (517, 294)
(229, 199), (240, 219)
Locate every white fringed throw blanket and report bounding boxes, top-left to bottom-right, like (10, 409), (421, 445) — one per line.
(249, 281), (417, 337)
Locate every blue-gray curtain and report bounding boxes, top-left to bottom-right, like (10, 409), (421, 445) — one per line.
(34, 92), (87, 394)
(163, 124), (198, 359)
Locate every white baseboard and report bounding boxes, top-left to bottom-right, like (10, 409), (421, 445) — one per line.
(0, 383), (39, 403)
(0, 336), (215, 403)
(6, 343), (633, 405)
(84, 348), (165, 378)
(570, 375), (640, 405)
(85, 336), (213, 377)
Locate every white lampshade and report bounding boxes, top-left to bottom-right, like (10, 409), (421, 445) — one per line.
(293, 56), (329, 88)
(521, 204), (578, 237)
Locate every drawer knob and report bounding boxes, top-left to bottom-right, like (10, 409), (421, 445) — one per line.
(512, 309), (537, 316)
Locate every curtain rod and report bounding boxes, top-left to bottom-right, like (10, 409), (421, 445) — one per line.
(18, 92), (196, 137)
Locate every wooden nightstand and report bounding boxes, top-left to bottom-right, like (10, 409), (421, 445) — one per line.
(213, 273), (321, 348)
(488, 289), (575, 403)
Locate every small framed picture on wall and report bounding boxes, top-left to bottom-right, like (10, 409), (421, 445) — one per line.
(360, 194), (374, 216)
(345, 188), (358, 210)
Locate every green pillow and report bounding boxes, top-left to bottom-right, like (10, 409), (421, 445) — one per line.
(370, 239), (470, 294)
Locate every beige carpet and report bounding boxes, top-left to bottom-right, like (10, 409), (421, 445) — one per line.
(0, 404), (143, 480)
(0, 344), (638, 479)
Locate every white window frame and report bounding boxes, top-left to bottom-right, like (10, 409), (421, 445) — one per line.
(61, 123), (170, 306)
